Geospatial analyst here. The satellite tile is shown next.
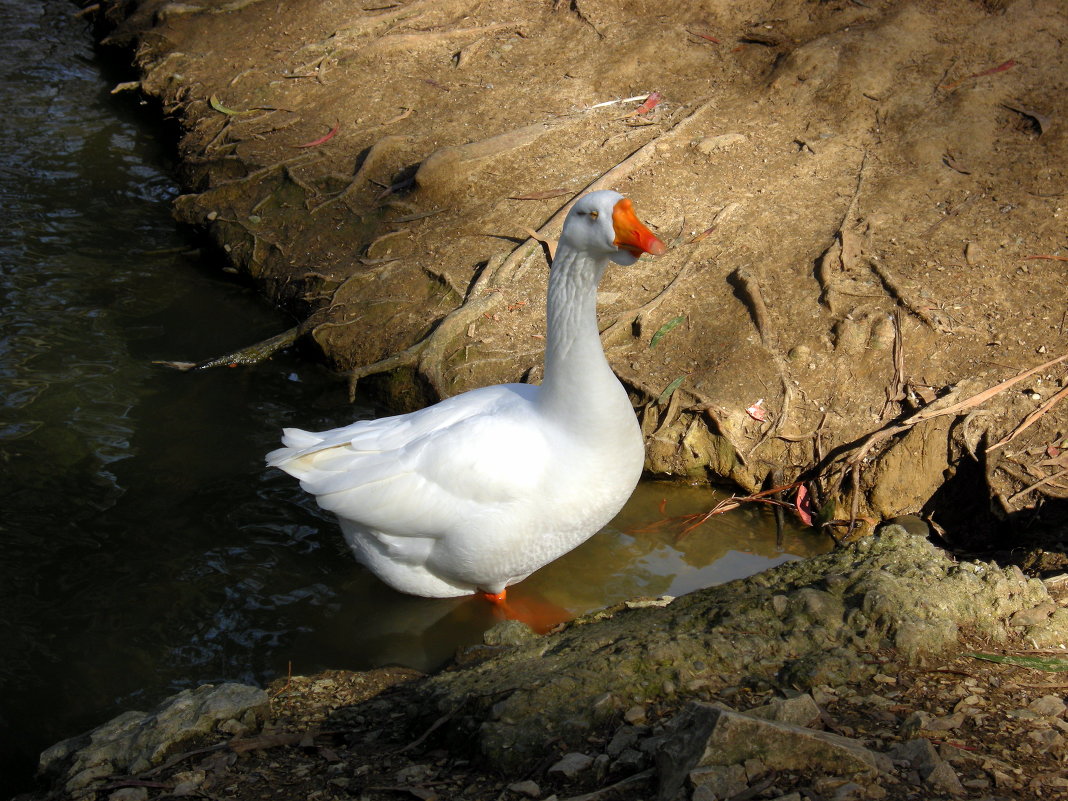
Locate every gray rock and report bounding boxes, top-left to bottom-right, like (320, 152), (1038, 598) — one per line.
(39, 683), (268, 797)
(606, 724), (646, 757)
(483, 619), (538, 646)
(1028, 694), (1067, 718)
(591, 752), (610, 783)
(547, 752), (593, 780)
(891, 738), (941, 772)
(654, 702), (890, 801)
(611, 747), (647, 775)
(890, 738), (963, 795)
(745, 693), (822, 727)
(925, 761), (964, 795)
(507, 779), (541, 797)
(689, 764), (747, 798)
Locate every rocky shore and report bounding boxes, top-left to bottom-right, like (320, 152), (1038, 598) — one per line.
(25, 526), (1068, 800)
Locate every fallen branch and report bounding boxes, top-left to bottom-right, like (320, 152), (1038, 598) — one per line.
(988, 383), (1068, 452)
(154, 326), (301, 371)
(1008, 466), (1068, 504)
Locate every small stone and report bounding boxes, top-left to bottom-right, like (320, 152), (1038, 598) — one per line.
(218, 718), (249, 737)
(395, 764), (432, 784)
(507, 779), (541, 798)
(689, 764), (748, 798)
(745, 694), (821, 728)
(694, 133), (747, 156)
(606, 724), (645, 757)
(993, 769), (1019, 789)
(623, 704), (647, 725)
(924, 761), (964, 795)
(171, 769), (206, 795)
(1006, 707), (1043, 721)
(1029, 728), (1064, 748)
(1028, 694), (1067, 718)
(832, 781), (866, 800)
(610, 748), (647, 774)
(547, 752), (593, 780)
(891, 738), (941, 772)
(1010, 602), (1056, 627)
(591, 753), (610, 783)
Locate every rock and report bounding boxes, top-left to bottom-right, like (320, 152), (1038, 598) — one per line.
(420, 528), (1055, 772)
(891, 738), (941, 773)
(1009, 602), (1056, 627)
(394, 764), (432, 783)
(171, 768), (206, 795)
(623, 704), (647, 724)
(606, 724), (647, 757)
(1028, 694), (1067, 718)
(694, 133), (747, 156)
(925, 761), (965, 795)
(507, 779), (541, 797)
(689, 764), (747, 798)
(654, 702), (891, 800)
(483, 619), (538, 646)
(611, 747), (647, 775)
(891, 738), (963, 795)
(39, 683), (268, 798)
(1027, 608), (1068, 647)
(547, 752), (593, 780)
(591, 752), (610, 783)
(745, 693), (822, 727)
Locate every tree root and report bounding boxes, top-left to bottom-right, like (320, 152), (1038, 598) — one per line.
(335, 96), (722, 401)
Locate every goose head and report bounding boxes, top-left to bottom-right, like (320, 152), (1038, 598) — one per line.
(560, 190), (666, 267)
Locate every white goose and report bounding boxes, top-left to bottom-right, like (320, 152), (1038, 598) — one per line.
(267, 190), (665, 612)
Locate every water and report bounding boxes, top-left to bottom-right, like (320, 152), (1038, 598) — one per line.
(0, 3), (829, 793)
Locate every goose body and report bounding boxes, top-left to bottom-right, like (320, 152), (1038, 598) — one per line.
(267, 190), (665, 599)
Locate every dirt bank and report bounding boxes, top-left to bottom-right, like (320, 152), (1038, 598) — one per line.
(92, 0), (1068, 546)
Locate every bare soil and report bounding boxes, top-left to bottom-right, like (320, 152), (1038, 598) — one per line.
(96, 0), (1068, 551)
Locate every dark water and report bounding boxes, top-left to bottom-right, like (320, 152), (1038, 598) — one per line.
(0, 3), (829, 794)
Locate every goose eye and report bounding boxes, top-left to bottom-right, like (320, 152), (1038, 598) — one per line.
(588, 210), (599, 221)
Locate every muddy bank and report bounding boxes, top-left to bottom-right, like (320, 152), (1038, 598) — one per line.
(27, 526), (1068, 800)
(90, 0), (1068, 543)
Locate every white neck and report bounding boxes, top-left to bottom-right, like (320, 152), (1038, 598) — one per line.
(536, 244), (631, 431)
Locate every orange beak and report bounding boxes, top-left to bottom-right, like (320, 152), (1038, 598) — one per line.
(612, 198), (667, 257)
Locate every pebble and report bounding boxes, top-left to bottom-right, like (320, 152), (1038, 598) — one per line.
(547, 752), (593, 780)
(507, 779), (541, 798)
(623, 704), (647, 724)
(1028, 695), (1066, 718)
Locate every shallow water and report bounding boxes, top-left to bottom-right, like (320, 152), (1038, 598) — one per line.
(0, 3), (829, 792)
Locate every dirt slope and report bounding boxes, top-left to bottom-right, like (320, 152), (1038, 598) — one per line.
(96, 0), (1068, 546)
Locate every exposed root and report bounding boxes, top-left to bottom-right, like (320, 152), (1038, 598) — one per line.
(154, 326), (303, 371)
(336, 97), (723, 401)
